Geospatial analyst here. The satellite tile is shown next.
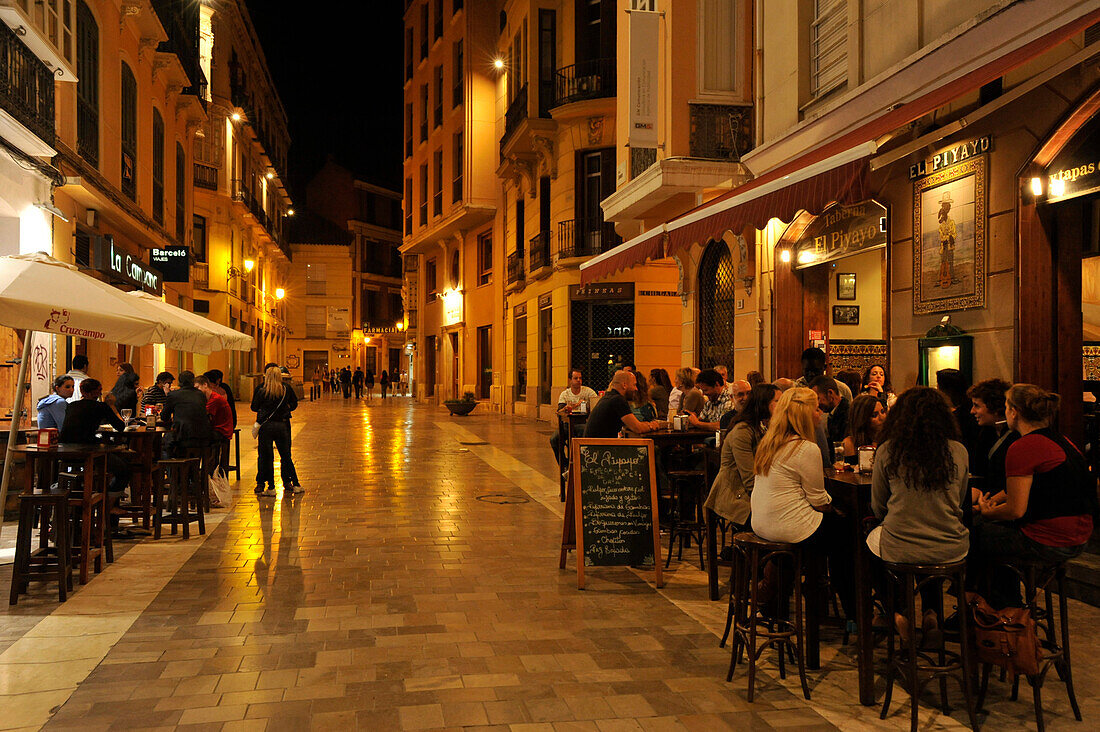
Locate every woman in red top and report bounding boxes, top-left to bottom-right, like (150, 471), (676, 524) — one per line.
(972, 384), (1098, 608)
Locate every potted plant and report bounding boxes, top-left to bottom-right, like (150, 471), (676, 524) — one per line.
(444, 391), (478, 416)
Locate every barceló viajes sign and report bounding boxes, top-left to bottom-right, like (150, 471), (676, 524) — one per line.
(95, 236), (163, 295)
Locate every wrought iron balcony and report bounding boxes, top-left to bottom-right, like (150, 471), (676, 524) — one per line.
(552, 58), (615, 108)
(194, 162), (218, 191)
(0, 21), (55, 146)
(688, 103), (754, 161)
(500, 84), (528, 151)
(506, 250), (525, 285)
(529, 232), (551, 272)
(555, 218), (621, 259)
(151, 0), (206, 110)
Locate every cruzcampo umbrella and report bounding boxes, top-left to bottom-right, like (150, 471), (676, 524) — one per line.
(126, 291), (255, 354)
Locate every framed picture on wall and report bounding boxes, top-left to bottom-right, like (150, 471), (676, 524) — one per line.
(836, 273), (857, 300)
(832, 305), (860, 325)
(912, 155), (986, 314)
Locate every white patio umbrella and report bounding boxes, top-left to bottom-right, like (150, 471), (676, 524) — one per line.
(0, 253), (251, 543)
(126, 291), (255, 354)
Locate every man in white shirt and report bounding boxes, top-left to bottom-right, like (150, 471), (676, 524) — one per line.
(551, 370), (598, 466)
(64, 355), (90, 404)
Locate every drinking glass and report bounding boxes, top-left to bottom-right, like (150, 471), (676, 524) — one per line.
(832, 441), (844, 462)
(120, 409), (132, 425)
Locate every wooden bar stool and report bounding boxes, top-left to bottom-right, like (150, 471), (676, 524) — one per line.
(879, 559), (978, 732)
(664, 468), (708, 569)
(227, 428), (241, 481)
(58, 468), (107, 584)
(727, 531), (810, 702)
(153, 458), (204, 539)
(977, 560), (1082, 732)
(8, 488), (72, 604)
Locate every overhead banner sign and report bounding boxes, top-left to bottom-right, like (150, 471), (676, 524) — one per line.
(150, 246), (190, 283)
(628, 9), (659, 149)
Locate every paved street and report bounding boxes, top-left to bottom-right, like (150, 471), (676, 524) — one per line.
(1, 397), (1098, 730)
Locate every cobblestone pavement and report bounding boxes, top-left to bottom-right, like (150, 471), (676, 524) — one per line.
(2, 398), (1098, 730)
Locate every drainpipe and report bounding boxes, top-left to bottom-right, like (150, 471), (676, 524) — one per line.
(754, 2), (766, 376)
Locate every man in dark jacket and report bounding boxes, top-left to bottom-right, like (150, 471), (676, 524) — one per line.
(339, 367), (352, 399)
(160, 371), (213, 456)
(352, 367), (364, 398)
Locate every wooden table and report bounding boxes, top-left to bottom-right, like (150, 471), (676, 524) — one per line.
(11, 444), (113, 584)
(821, 468), (875, 706)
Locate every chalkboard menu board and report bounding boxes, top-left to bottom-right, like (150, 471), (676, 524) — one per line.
(569, 438), (663, 589)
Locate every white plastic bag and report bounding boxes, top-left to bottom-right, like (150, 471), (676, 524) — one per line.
(209, 470), (233, 508)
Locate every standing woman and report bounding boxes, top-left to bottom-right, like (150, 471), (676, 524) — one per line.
(973, 384), (1098, 608)
(251, 365), (303, 498)
(380, 370), (390, 399)
(110, 362), (141, 414)
(364, 367), (375, 401)
(705, 383), (780, 528)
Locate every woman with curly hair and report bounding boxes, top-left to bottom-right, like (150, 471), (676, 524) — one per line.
(861, 363), (896, 408)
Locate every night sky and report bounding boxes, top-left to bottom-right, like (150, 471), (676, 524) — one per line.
(244, 0), (404, 199)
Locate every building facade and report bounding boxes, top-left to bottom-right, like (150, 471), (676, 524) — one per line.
(285, 224), (355, 383)
(189, 0), (292, 396)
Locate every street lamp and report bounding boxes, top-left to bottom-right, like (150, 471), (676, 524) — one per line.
(244, 259), (254, 273)
(275, 288), (285, 300)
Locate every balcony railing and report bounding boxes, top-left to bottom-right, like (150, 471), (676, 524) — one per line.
(506, 250), (525, 285)
(151, 0), (206, 110)
(194, 162), (218, 190)
(555, 218), (621, 259)
(500, 84), (528, 151)
(529, 232), (551, 272)
(689, 103), (754, 161)
(0, 21), (55, 145)
(552, 58), (615, 108)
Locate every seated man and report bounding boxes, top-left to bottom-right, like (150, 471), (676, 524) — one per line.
(140, 371), (174, 414)
(686, 369), (733, 431)
(160, 371), (213, 458)
(584, 370), (662, 439)
(551, 370), (599, 466)
(37, 375), (74, 430)
(811, 375), (850, 449)
(58, 378), (131, 537)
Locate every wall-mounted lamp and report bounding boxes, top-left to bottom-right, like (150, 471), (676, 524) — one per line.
(396, 321), (405, 331)
(493, 57), (505, 70)
(1029, 177), (1043, 197)
(1050, 178), (1066, 197)
(34, 202), (68, 222)
(265, 172), (274, 180)
(275, 288), (285, 300)
(779, 249), (792, 264)
(286, 208), (295, 217)
(244, 259), (255, 273)
(231, 112), (241, 122)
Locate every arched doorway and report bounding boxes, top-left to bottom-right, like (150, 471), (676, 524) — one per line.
(697, 239), (737, 370)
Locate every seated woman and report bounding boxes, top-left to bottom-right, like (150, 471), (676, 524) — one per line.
(750, 387), (854, 618)
(861, 363), (897, 409)
(705, 383), (779, 529)
(649, 368), (672, 420)
(973, 384), (1098, 608)
(630, 371), (658, 422)
(669, 367), (701, 415)
(841, 394), (886, 463)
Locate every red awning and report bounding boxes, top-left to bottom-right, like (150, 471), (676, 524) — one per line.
(580, 4), (1100, 285)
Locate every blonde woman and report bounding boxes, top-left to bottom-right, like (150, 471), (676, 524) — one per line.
(250, 365), (302, 498)
(751, 387), (854, 619)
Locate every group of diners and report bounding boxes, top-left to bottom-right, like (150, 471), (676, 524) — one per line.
(32, 358), (307, 538)
(558, 348), (1098, 623)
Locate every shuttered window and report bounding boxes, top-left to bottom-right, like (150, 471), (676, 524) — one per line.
(120, 62), (137, 199)
(810, 0), (847, 99)
(152, 108), (165, 224)
(306, 263), (327, 295)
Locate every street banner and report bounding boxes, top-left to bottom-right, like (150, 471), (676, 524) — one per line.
(628, 10), (659, 149)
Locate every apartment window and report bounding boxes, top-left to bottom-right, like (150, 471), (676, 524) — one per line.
(477, 231), (492, 285)
(420, 84), (428, 141)
(426, 257), (438, 295)
(306, 263), (327, 295)
(434, 0), (443, 39)
(452, 40), (463, 106)
(405, 26), (413, 80)
(420, 2), (429, 59)
(810, 0), (847, 99)
(433, 149), (443, 216)
(419, 164), (428, 225)
(192, 214), (207, 262)
(361, 288), (380, 324)
(452, 131), (463, 203)
(433, 66), (443, 127)
(404, 178), (413, 235)
(152, 109), (165, 224)
(699, 0), (741, 98)
(175, 143), (186, 243)
(76, 0), (98, 167)
(42, 0), (74, 62)
(120, 61), (137, 200)
(305, 306), (326, 339)
(631, 0), (655, 8)
(405, 103), (413, 157)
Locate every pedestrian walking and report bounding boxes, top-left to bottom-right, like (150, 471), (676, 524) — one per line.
(352, 366), (364, 398)
(380, 370), (390, 399)
(339, 366), (352, 398)
(364, 368), (375, 401)
(311, 366), (323, 401)
(330, 369), (339, 396)
(251, 365), (303, 498)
